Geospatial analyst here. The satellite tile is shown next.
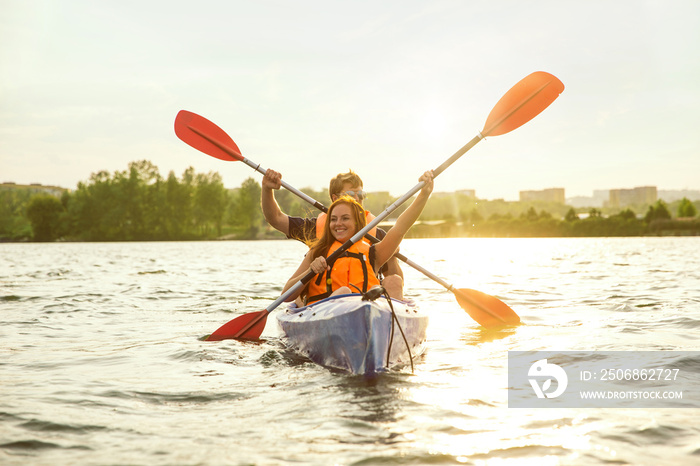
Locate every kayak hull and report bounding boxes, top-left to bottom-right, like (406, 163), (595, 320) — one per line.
(277, 294), (428, 375)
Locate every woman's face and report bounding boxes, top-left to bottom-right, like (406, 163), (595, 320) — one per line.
(329, 203), (356, 242)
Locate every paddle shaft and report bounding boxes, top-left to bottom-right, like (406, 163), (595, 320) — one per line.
(256, 151), (496, 310)
(228, 178), (429, 338)
(185, 123), (439, 337)
(433, 133), (483, 177)
(185, 71), (566, 337)
(187, 125), (326, 211)
(254, 132), (506, 323)
(228, 173), (428, 338)
(247, 133), (484, 323)
(189, 119), (508, 328)
(271, 133), (484, 207)
(234, 133), (486, 338)
(261, 131), (503, 292)
(242, 159), (326, 212)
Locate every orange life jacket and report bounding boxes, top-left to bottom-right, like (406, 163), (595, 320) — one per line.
(306, 240), (380, 304)
(315, 211), (377, 241)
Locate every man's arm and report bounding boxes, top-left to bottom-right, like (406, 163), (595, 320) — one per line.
(382, 256), (404, 280)
(372, 228), (404, 280)
(261, 169), (290, 236)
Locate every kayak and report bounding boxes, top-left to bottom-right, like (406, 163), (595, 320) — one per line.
(276, 294), (428, 375)
(277, 294), (428, 375)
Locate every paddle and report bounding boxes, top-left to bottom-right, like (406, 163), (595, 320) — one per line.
(176, 114), (518, 327)
(174, 110), (327, 213)
(178, 71), (564, 340)
(205, 171), (434, 340)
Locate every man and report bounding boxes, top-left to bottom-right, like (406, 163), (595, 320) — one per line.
(261, 169), (405, 299)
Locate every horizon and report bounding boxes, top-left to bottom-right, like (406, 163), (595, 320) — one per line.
(2, 1), (699, 201)
(5, 176), (699, 204)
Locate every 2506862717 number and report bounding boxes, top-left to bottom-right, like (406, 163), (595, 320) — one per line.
(600, 368), (679, 381)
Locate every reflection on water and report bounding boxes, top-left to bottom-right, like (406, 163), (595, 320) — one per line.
(461, 327), (519, 346)
(1, 238), (699, 464)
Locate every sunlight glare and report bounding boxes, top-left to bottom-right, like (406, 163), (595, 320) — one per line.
(405, 238), (562, 294)
(420, 108), (447, 141)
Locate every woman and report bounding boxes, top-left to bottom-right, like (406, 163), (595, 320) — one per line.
(282, 170), (434, 304)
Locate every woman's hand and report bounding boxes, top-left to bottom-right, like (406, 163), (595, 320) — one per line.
(309, 256), (328, 274)
(419, 170), (434, 196)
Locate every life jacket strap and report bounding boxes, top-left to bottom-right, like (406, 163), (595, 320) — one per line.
(307, 251), (370, 303)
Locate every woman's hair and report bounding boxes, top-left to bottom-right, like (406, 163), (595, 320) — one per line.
(309, 196), (366, 260)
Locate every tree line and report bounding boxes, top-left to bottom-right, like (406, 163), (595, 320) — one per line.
(2, 161), (261, 241)
(407, 202), (700, 238)
(2, 160), (699, 241)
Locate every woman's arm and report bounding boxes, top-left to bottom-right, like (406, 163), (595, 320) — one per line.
(282, 253), (328, 302)
(373, 170), (434, 269)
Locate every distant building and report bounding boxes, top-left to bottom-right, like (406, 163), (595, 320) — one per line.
(519, 188), (565, 204)
(608, 186), (657, 208)
(432, 190), (476, 199)
(0, 182), (68, 197)
(658, 189), (700, 202)
(566, 190), (609, 208)
(593, 190), (609, 204)
(455, 189), (476, 198)
(567, 196), (596, 208)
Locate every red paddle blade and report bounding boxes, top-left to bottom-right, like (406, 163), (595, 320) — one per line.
(205, 310), (268, 341)
(454, 288), (520, 328)
(482, 71), (564, 137)
(174, 110), (244, 162)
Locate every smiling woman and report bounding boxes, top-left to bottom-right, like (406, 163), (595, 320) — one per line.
(303, 197), (382, 303)
(328, 200), (364, 243)
(282, 170), (435, 304)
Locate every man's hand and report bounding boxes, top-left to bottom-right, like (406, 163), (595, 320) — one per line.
(262, 169), (282, 190)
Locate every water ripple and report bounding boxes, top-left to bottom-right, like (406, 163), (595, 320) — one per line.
(1, 238), (699, 465)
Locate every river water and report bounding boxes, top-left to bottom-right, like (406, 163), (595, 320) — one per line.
(1, 237), (699, 465)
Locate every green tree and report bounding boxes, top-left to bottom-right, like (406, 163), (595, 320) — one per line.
(229, 177), (263, 238)
(645, 200), (671, 223)
(26, 195), (65, 241)
(364, 191), (395, 217)
(65, 161), (166, 240)
(194, 171), (227, 236)
(0, 189), (33, 240)
(565, 208), (579, 222)
(606, 209), (644, 236)
(616, 209), (637, 220)
(66, 170), (115, 240)
(677, 197), (697, 218)
(118, 160), (165, 240)
(522, 207), (539, 222)
(63, 162), (230, 241)
(468, 208), (483, 224)
(163, 169), (194, 239)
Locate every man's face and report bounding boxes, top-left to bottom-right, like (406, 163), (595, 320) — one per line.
(332, 182), (365, 206)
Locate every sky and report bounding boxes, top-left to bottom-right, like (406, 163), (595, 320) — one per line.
(1, 0), (699, 201)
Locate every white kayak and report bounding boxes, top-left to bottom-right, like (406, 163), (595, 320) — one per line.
(277, 294), (428, 375)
